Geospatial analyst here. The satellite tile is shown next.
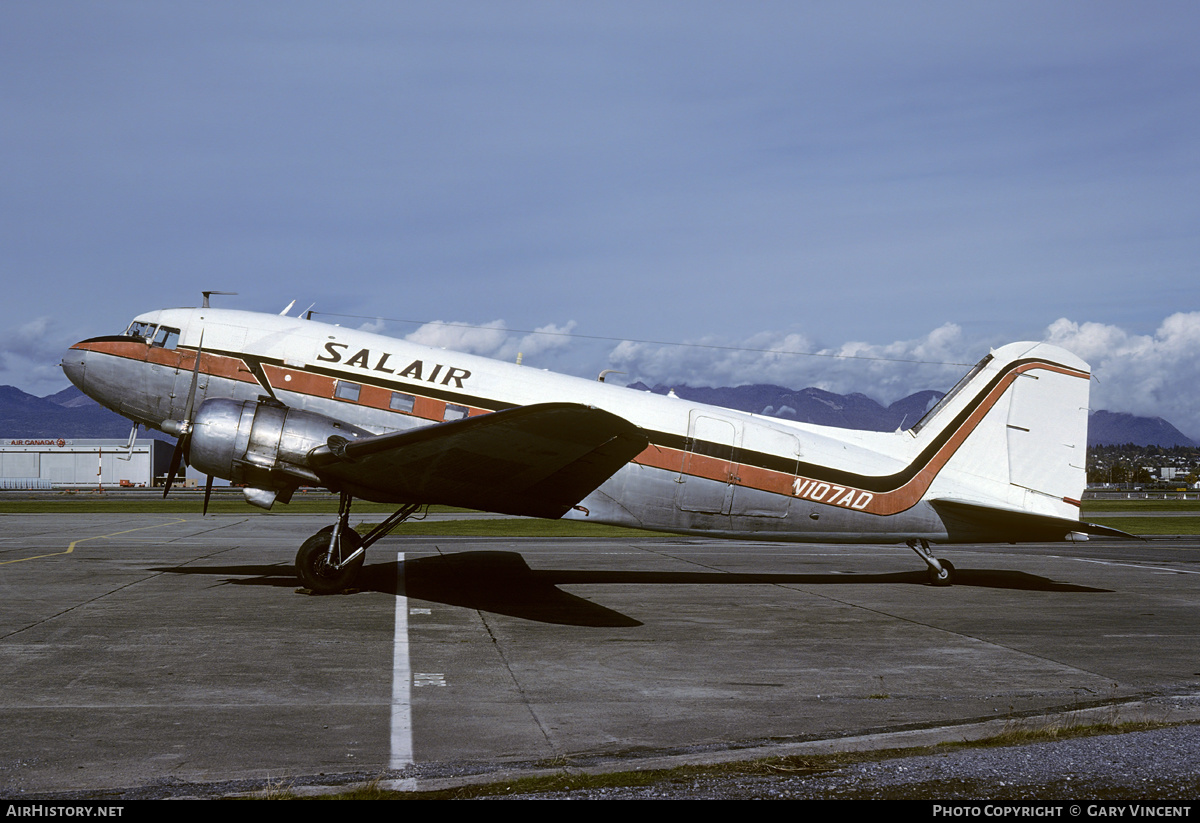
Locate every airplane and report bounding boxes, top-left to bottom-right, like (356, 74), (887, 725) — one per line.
(60, 302), (1130, 593)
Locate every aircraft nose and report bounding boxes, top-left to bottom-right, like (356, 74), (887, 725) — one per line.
(61, 346), (87, 391)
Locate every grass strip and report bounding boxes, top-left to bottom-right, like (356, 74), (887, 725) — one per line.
(1083, 499), (1200, 513)
(1086, 516), (1200, 535)
(3, 495), (1198, 536)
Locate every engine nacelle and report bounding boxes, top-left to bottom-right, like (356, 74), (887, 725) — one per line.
(189, 398), (372, 508)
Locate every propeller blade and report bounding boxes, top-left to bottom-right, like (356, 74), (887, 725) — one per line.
(163, 331), (204, 499)
(163, 437), (186, 497)
(182, 330), (204, 421)
(202, 475), (213, 515)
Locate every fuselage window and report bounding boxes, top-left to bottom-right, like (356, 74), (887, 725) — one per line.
(389, 392), (415, 413)
(444, 403), (468, 421)
(334, 380), (361, 402)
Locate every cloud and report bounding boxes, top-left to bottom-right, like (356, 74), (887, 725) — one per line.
(607, 323), (979, 404)
(6, 306), (1199, 441)
(395, 313), (1200, 440)
(605, 314), (1200, 440)
(405, 319), (510, 355)
(404, 318), (578, 364)
(0, 315), (73, 396)
(1044, 312), (1200, 439)
(0, 316), (53, 359)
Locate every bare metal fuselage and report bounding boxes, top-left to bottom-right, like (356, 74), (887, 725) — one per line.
(63, 307), (1093, 546)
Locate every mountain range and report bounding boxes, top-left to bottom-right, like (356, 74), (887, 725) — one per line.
(627, 382), (1196, 447)
(0, 385), (173, 442)
(1, 384), (1194, 448)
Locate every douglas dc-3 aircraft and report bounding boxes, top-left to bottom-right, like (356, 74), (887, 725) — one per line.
(61, 303), (1127, 593)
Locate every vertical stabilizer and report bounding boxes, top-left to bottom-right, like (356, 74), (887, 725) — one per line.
(914, 342), (1091, 521)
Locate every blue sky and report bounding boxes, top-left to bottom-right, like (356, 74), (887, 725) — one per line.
(3, 3), (1199, 436)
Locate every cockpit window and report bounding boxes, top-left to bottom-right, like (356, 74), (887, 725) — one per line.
(122, 322), (180, 349)
(153, 326), (180, 349)
(125, 321), (157, 340)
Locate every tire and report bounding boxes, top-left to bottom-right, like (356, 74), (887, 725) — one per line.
(927, 558), (955, 587)
(295, 526), (365, 594)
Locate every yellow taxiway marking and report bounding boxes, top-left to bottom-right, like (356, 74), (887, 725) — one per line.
(0, 518), (190, 566)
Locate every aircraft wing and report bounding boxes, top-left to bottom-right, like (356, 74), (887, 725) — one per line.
(929, 498), (1140, 543)
(307, 402), (648, 518)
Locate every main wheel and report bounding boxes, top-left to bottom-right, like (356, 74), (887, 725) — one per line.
(927, 558), (955, 587)
(295, 525), (365, 594)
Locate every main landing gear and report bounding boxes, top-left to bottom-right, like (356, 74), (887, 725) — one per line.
(906, 538), (956, 587)
(295, 493), (423, 594)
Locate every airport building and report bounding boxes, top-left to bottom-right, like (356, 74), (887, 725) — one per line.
(0, 437), (172, 489)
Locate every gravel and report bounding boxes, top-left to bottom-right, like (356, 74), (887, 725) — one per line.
(485, 725), (1200, 800)
(9, 724), (1199, 801)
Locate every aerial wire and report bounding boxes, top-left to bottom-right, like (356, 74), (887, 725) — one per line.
(310, 312), (974, 368)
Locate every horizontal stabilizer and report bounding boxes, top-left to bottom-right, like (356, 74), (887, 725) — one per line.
(308, 403), (648, 518)
(930, 498), (1140, 543)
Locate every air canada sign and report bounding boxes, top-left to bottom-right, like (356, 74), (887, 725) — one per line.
(7, 439), (68, 447)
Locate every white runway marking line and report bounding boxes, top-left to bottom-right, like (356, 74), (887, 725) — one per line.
(391, 552), (415, 774)
(1069, 557), (1200, 575)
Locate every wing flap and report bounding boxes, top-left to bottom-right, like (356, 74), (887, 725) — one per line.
(308, 403), (648, 518)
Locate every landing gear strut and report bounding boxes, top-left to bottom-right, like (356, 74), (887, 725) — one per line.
(295, 493), (423, 594)
(907, 538), (955, 587)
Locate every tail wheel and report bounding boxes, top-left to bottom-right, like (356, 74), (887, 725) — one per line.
(296, 525), (364, 594)
(927, 559), (955, 587)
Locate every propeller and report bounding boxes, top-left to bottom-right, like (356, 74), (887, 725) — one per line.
(202, 474), (214, 516)
(163, 331), (204, 497)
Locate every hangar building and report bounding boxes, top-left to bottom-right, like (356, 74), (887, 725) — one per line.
(0, 437), (172, 489)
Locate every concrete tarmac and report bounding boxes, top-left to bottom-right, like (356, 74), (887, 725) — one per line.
(2, 513), (1199, 797)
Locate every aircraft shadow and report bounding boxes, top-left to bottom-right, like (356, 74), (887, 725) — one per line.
(151, 550), (1110, 627)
